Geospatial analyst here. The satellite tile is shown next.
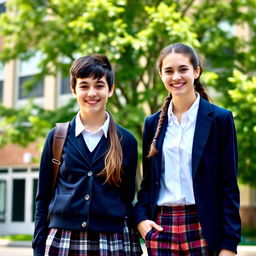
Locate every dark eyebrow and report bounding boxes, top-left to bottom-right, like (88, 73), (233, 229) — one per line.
(163, 64), (189, 70)
(78, 81), (88, 85)
(96, 79), (106, 84)
(77, 79), (106, 85)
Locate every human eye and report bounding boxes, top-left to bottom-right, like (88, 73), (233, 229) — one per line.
(164, 69), (173, 74)
(96, 83), (106, 89)
(79, 84), (88, 89)
(180, 67), (189, 72)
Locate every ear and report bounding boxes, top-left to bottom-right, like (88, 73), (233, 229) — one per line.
(71, 88), (76, 96)
(159, 71), (164, 81)
(108, 84), (115, 97)
(194, 66), (200, 79)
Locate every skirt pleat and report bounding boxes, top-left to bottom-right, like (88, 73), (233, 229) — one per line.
(45, 220), (142, 256)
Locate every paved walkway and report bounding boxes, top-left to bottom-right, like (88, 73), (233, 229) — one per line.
(0, 241), (256, 256)
(141, 244), (256, 256)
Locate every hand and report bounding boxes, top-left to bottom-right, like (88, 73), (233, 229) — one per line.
(219, 249), (235, 256)
(137, 219), (163, 240)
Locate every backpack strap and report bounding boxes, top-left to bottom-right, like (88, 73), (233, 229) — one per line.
(51, 122), (69, 195)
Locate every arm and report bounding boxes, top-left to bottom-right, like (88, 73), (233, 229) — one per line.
(219, 111), (241, 253)
(135, 117), (163, 238)
(32, 129), (55, 256)
(134, 117), (154, 224)
(120, 134), (138, 209)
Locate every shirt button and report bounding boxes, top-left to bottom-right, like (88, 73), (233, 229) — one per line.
(84, 194), (90, 200)
(87, 171), (93, 176)
(81, 222), (87, 228)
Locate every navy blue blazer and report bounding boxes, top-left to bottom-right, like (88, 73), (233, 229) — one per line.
(33, 117), (138, 256)
(135, 97), (241, 252)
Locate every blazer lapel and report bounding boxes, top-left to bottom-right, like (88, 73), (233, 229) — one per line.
(192, 98), (214, 179)
(155, 115), (168, 179)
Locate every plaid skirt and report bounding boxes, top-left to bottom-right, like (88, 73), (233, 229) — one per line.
(145, 205), (209, 256)
(44, 220), (142, 256)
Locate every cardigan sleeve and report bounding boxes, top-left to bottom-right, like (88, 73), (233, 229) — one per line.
(119, 129), (138, 219)
(32, 129), (55, 256)
(219, 111), (241, 252)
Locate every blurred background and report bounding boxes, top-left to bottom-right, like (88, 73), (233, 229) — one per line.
(0, 0), (256, 245)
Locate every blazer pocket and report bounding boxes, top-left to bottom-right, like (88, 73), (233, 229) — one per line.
(49, 192), (73, 214)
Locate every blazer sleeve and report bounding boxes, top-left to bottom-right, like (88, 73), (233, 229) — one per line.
(32, 129), (55, 256)
(219, 111), (241, 252)
(134, 116), (154, 225)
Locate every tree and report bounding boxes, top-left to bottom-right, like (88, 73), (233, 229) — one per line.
(228, 70), (256, 185)
(0, 0), (256, 185)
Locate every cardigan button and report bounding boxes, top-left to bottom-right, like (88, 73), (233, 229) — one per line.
(81, 222), (87, 228)
(87, 171), (93, 176)
(84, 194), (90, 201)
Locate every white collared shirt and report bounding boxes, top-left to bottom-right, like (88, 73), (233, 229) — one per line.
(157, 93), (200, 206)
(75, 112), (110, 152)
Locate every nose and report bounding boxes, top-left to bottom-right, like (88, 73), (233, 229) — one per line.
(87, 87), (96, 97)
(172, 71), (181, 81)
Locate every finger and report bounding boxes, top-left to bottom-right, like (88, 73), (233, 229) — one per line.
(152, 222), (163, 231)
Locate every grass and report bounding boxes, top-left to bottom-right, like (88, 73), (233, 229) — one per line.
(0, 234), (33, 241)
(240, 236), (256, 246)
(240, 227), (256, 245)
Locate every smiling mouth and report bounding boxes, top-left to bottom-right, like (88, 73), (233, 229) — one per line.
(85, 100), (100, 105)
(171, 83), (184, 88)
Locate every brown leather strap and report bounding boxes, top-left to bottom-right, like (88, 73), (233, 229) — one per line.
(51, 122), (69, 195)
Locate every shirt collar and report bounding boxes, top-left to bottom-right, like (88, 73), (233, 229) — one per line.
(75, 111), (110, 138)
(168, 93), (200, 122)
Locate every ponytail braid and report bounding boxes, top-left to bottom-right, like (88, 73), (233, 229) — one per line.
(147, 94), (172, 158)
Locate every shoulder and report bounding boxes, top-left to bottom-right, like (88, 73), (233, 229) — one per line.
(144, 110), (161, 127)
(44, 127), (55, 144)
(116, 124), (137, 146)
(200, 97), (233, 120)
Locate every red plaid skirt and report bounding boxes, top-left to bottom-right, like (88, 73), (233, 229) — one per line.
(45, 220), (142, 256)
(145, 205), (209, 256)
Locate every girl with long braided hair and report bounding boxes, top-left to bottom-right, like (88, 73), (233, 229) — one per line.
(135, 43), (241, 256)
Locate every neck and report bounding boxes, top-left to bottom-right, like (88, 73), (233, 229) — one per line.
(172, 93), (197, 115)
(80, 111), (106, 132)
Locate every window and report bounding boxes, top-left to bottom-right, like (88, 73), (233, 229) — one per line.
(0, 1), (6, 15)
(12, 179), (25, 221)
(61, 76), (71, 95)
(13, 168), (27, 173)
(59, 56), (72, 95)
(0, 180), (6, 222)
(18, 52), (44, 100)
(0, 61), (3, 103)
(32, 179), (38, 221)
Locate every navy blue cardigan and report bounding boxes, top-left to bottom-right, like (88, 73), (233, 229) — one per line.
(135, 97), (241, 252)
(33, 117), (138, 256)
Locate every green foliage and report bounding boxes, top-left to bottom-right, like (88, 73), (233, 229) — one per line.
(0, 99), (77, 147)
(0, 0), (256, 185)
(228, 71), (256, 186)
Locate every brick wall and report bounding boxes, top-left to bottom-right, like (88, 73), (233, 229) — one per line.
(0, 143), (40, 166)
